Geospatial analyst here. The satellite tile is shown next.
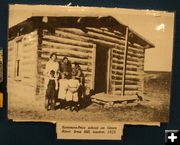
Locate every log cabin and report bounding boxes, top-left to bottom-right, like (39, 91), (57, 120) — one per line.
(8, 16), (154, 103)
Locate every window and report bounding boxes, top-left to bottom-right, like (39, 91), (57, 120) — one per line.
(15, 39), (22, 79)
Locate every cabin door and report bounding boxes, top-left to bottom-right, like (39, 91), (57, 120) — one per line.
(94, 44), (109, 94)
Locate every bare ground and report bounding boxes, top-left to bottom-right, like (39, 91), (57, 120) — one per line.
(8, 71), (171, 122)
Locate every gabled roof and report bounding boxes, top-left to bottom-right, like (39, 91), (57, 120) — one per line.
(9, 16), (155, 48)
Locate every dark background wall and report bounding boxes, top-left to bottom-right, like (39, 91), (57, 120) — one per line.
(0, 0), (180, 145)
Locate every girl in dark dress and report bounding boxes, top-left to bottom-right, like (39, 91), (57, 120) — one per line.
(45, 70), (58, 110)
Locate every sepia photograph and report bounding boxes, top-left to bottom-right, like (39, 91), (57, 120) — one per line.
(8, 5), (174, 122)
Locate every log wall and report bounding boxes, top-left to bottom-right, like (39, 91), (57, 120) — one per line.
(8, 30), (38, 100)
(37, 29), (95, 96)
(112, 43), (145, 96)
(37, 27), (145, 97)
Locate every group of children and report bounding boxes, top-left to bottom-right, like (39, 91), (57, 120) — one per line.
(45, 56), (84, 112)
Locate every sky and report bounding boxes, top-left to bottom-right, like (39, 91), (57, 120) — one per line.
(9, 4), (175, 71)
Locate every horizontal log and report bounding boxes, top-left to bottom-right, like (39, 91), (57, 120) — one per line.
(124, 90), (138, 95)
(111, 79), (122, 83)
(128, 45), (143, 51)
(126, 71), (143, 76)
(125, 75), (140, 81)
(40, 54), (92, 65)
(56, 29), (117, 47)
(112, 57), (123, 62)
(113, 44), (144, 56)
(40, 46), (91, 59)
(112, 63), (137, 70)
(112, 67), (137, 74)
(127, 51), (144, 58)
(112, 75), (122, 80)
(57, 28), (125, 46)
(111, 79), (139, 85)
(112, 90), (138, 95)
(131, 43), (144, 49)
(112, 58), (141, 67)
(39, 61), (92, 72)
(55, 29), (91, 42)
(115, 81), (138, 85)
(112, 85), (139, 90)
(124, 86), (139, 91)
(112, 68), (123, 75)
(85, 30), (125, 45)
(112, 54), (123, 61)
(126, 60), (139, 66)
(112, 70), (143, 77)
(86, 27), (124, 40)
(112, 48), (124, 55)
(112, 70), (123, 76)
(100, 28), (124, 37)
(42, 40), (92, 53)
(112, 52), (143, 62)
(127, 56), (140, 62)
(126, 64), (138, 69)
(112, 54), (144, 64)
(43, 33), (93, 48)
(112, 90), (122, 95)
(115, 44), (125, 49)
(111, 79), (139, 86)
(112, 74), (122, 77)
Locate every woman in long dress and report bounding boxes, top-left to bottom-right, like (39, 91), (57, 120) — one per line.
(44, 53), (59, 110)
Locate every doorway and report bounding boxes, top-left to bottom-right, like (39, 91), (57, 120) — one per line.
(94, 44), (109, 94)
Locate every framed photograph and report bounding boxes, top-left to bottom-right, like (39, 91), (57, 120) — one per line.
(8, 5), (174, 125)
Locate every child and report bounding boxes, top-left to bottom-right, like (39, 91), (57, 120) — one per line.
(66, 71), (80, 111)
(58, 74), (68, 109)
(45, 70), (58, 110)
